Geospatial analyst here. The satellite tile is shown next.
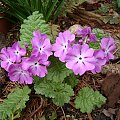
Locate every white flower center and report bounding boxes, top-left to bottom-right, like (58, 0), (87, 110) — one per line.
(34, 62), (39, 67)
(62, 43), (68, 52)
(39, 46), (44, 53)
(15, 50), (19, 55)
(76, 55), (84, 62)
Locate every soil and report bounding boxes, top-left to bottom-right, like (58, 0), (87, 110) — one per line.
(0, 1), (120, 120)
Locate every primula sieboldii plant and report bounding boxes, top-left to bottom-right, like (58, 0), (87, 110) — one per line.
(0, 27), (116, 84)
(0, 30), (52, 84)
(53, 27), (115, 76)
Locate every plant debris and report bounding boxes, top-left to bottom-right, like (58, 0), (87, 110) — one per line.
(102, 74), (120, 107)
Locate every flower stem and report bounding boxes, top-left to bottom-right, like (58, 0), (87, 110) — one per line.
(87, 113), (93, 120)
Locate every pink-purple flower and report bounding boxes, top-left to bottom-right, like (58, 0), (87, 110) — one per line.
(77, 27), (97, 43)
(65, 44), (95, 75)
(22, 54), (50, 77)
(8, 64), (33, 84)
(31, 30), (52, 58)
(91, 50), (106, 74)
(0, 27), (116, 85)
(52, 30), (75, 62)
(0, 47), (16, 71)
(10, 42), (26, 62)
(100, 37), (115, 61)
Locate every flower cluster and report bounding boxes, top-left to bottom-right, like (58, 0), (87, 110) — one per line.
(53, 27), (115, 76)
(0, 30), (52, 84)
(0, 27), (116, 84)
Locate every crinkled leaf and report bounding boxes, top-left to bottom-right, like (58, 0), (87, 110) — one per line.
(34, 77), (74, 106)
(34, 77), (56, 98)
(0, 86), (31, 120)
(98, 4), (109, 13)
(52, 83), (74, 106)
(19, 11), (52, 49)
(64, 74), (79, 88)
(19, 11), (59, 49)
(75, 87), (106, 113)
(46, 57), (72, 83)
(92, 28), (105, 40)
(89, 42), (100, 50)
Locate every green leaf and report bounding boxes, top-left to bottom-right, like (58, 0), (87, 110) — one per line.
(75, 87), (106, 113)
(19, 11), (51, 49)
(53, 0), (64, 21)
(64, 74), (79, 88)
(46, 57), (72, 83)
(0, 0), (65, 23)
(89, 42), (100, 50)
(52, 83), (74, 106)
(40, 115), (46, 120)
(34, 77), (74, 106)
(92, 28), (105, 40)
(45, 0), (59, 22)
(98, 4), (109, 13)
(34, 77), (56, 98)
(49, 111), (57, 120)
(19, 11), (59, 49)
(0, 86), (31, 120)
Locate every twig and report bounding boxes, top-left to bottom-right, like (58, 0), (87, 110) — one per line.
(61, 107), (66, 120)
(87, 113), (93, 120)
(113, 47), (119, 55)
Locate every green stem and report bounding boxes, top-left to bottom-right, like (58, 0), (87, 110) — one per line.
(11, 113), (14, 120)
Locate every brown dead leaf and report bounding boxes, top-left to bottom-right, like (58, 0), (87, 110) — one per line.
(102, 108), (116, 120)
(101, 74), (120, 107)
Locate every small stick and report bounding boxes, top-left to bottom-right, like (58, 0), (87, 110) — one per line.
(87, 113), (93, 120)
(113, 47), (119, 55)
(61, 107), (66, 120)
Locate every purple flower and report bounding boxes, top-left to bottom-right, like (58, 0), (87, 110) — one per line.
(52, 30), (75, 62)
(91, 50), (106, 74)
(10, 42), (26, 62)
(0, 48), (16, 71)
(77, 27), (97, 42)
(65, 44), (95, 75)
(31, 30), (52, 58)
(8, 64), (33, 84)
(22, 54), (49, 77)
(100, 37), (115, 61)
